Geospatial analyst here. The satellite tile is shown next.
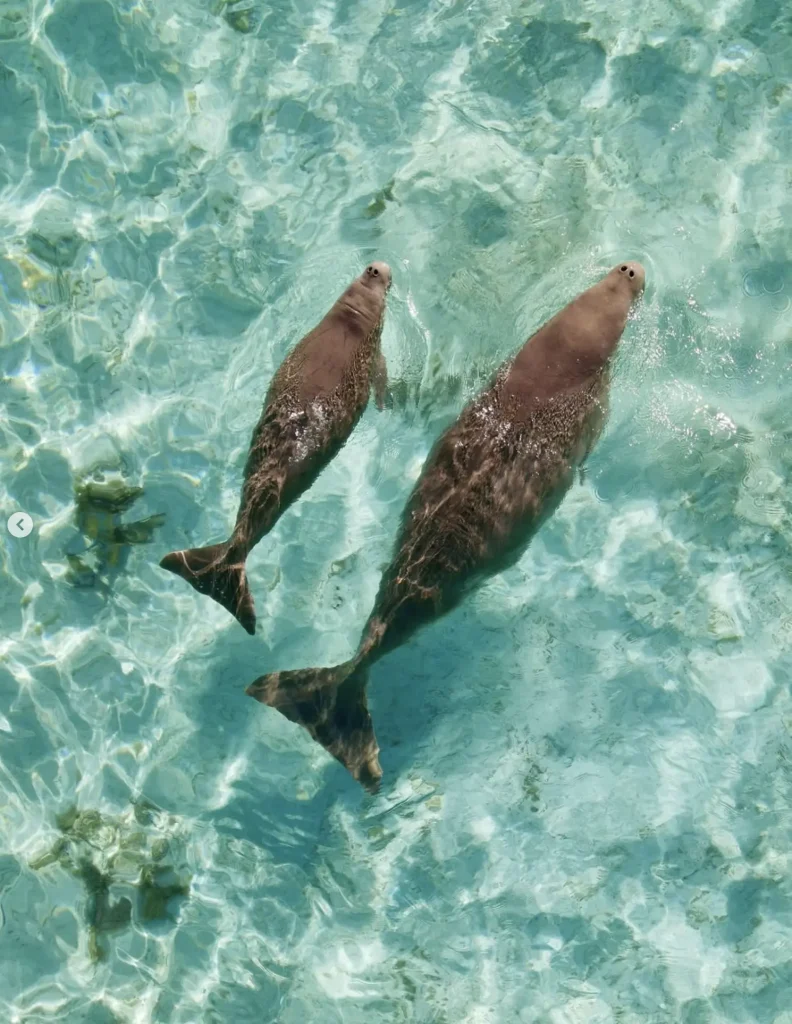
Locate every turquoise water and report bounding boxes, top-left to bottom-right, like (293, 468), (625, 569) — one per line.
(1, 0), (792, 1018)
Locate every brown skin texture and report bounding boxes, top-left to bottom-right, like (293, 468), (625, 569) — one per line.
(247, 261), (646, 791)
(159, 261), (392, 635)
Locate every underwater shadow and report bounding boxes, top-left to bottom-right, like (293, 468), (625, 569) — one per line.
(175, 631), (367, 864)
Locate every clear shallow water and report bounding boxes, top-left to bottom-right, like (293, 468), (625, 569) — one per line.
(1, 0), (791, 1019)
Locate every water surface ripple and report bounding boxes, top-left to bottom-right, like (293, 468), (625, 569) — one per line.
(1, 0), (791, 1020)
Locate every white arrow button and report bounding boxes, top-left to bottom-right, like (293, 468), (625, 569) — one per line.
(7, 512), (33, 538)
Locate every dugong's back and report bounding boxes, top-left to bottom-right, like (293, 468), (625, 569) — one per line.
(370, 262), (646, 647)
(267, 262), (390, 412)
(244, 262), (645, 791)
(159, 261), (391, 636)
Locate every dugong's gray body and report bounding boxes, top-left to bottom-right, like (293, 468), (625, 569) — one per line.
(160, 262), (392, 634)
(248, 261), (646, 788)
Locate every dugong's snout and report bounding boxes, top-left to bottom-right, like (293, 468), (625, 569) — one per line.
(618, 260), (646, 296)
(365, 260), (392, 290)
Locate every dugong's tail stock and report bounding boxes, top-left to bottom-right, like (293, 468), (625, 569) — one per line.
(159, 542), (256, 635)
(246, 659), (382, 792)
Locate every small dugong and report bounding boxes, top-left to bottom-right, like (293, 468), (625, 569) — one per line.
(159, 261), (392, 634)
(245, 261), (646, 790)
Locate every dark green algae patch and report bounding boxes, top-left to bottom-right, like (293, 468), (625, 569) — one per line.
(66, 471), (166, 589)
(29, 804), (191, 963)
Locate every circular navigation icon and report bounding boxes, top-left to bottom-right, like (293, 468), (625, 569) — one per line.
(7, 512), (33, 538)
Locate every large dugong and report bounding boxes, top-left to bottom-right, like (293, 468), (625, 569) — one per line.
(247, 261), (645, 788)
(160, 261), (392, 634)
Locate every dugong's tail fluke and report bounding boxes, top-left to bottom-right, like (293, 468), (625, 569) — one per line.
(159, 542), (256, 635)
(246, 660), (382, 792)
